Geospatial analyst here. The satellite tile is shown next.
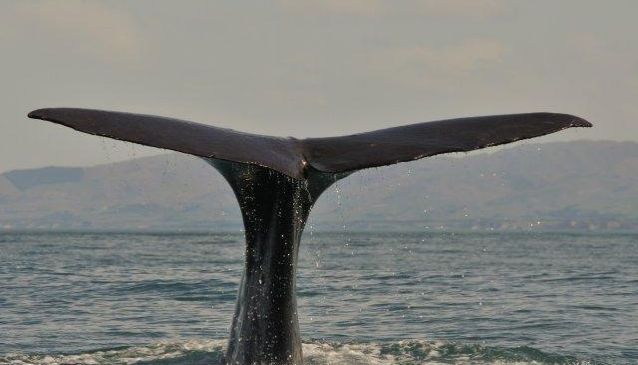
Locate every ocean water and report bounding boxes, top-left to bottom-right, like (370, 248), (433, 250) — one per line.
(0, 231), (636, 365)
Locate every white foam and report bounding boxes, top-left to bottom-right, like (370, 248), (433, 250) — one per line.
(0, 340), (225, 365)
(0, 339), (592, 365)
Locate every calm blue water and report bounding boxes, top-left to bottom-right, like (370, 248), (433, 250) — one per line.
(0, 231), (636, 364)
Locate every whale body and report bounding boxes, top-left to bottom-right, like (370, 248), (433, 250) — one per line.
(28, 108), (591, 364)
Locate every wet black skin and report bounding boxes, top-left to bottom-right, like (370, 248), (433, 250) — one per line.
(209, 160), (348, 364)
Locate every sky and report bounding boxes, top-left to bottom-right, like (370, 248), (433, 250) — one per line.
(1, 0), (637, 172)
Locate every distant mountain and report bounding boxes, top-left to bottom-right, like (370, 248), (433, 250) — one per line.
(4, 166), (84, 190)
(1, 141), (637, 231)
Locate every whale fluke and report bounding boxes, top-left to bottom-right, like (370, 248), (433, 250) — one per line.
(27, 107), (591, 365)
(303, 113), (591, 173)
(28, 108), (590, 179)
(28, 108), (305, 178)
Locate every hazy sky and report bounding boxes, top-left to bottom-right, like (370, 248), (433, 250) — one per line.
(1, 0), (637, 172)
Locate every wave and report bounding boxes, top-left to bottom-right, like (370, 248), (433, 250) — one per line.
(0, 339), (601, 365)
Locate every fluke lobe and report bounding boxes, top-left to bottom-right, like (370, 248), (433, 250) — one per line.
(27, 108), (591, 364)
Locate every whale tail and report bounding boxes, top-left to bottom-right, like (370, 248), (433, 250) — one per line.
(27, 107), (591, 365)
(27, 108), (590, 179)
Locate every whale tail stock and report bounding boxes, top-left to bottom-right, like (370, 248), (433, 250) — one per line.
(27, 108), (591, 180)
(27, 108), (591, 365)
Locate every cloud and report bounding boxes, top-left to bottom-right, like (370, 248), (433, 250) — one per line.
(278, 0), (382, 16)
(368, 38), (505, 88)
(416, 0), (505, 18)
(2, 1), (142, 65)
(278, 0), (504, 18)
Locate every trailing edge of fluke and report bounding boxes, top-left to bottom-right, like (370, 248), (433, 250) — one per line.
(27, 108), (591, 179)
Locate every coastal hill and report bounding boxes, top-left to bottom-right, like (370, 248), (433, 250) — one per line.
(1, 140), (636, 231)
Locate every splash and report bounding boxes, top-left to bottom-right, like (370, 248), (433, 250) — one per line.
(0, 339), (600, 365)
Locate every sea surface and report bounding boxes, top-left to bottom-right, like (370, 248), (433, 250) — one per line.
(0, 231), (636, 365)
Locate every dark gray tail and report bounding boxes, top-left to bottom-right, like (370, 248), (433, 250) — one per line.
(27, 107), (591, 365)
